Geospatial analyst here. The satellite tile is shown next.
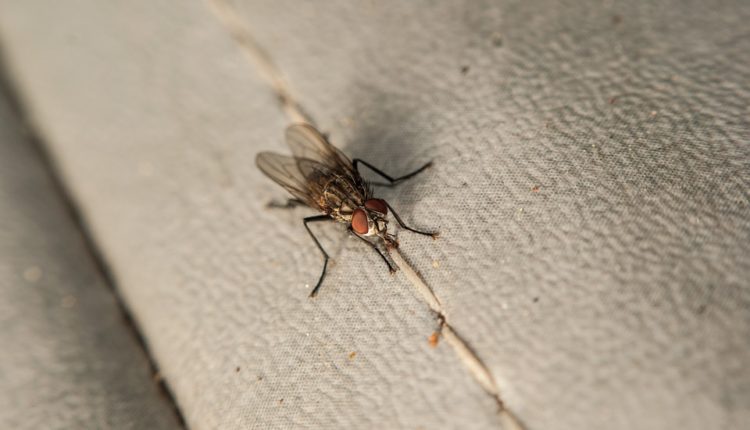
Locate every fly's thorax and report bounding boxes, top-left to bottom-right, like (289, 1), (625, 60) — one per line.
(322, 175), (364, 217)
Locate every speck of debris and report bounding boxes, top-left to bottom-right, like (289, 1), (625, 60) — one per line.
(432, 260), (440, 269)
(235, 367), (241, 372)
(609, 96), (617, 104)
(461, 65), (470, 75)
(531, 185), (540, 193)
(428, 332), (440, 348)
(257, 376), (263, 381)
(650, 110), (658, 117)
(348, 351), (357, 360)
(279, 398), (284, 404)
(612, 15), (622, 25)
(61, 295), (77, 309)
(491, 32), (503, 47)
(23, 266), (43, 283)
(533, 297), (539, 303)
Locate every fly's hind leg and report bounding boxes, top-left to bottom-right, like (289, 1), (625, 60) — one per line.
(268, 198), (306, 209)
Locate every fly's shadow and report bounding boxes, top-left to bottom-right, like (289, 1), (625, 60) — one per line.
(335, 85), (437, 219)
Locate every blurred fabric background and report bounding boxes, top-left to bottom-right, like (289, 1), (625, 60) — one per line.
(0, 1), (748, 429)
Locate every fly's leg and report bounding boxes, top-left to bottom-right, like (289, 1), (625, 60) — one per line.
(267, 198), (306, 209)
(384, 201), (439, 239)
(304, 215), (333, 297)
(352, 158), (432, 187)
(350, 229), (398, 273)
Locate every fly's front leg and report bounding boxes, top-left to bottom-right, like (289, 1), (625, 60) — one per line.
(350, 229), (398, 274)
(353, 158), (432, 187)
(304, 215), (333, 297)
(384, 201), (439, 239)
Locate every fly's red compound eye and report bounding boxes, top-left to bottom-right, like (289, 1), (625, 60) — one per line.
(351, 209), (369, 234)
(364, 199), (388, 215)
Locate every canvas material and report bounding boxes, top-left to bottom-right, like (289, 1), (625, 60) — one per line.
(0, 0), (748, 429)
(0, 75), (181, 429)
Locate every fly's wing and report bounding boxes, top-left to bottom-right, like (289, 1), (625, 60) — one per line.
(285, 123), (353, 174)
(256, 152), (325, 209)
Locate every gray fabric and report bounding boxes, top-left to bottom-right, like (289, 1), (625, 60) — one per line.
(1, 0), (749, 429)
(0, 80), (181, 427)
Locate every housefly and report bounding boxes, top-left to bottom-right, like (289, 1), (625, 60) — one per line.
(256, 123), (437, 297)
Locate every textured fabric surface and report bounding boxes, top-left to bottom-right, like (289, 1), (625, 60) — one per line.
(2, 0), (750, 429)
(0, 78), (180, 428)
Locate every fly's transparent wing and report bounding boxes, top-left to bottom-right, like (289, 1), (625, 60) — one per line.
(285, 123), (353, 173)
(256, 152), (322, 207)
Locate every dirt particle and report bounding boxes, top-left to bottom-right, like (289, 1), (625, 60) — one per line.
(609, 96), (617, 105)
(428, 332), (440, 348)
(61, 295), (77, 309)
(23, 266), (43, 283)
(491, 32), (503, 47)
(432, 260), (440, 269)
(235, 366), (241, 373)
(461, 65), (470, 75)
(650, 110), (658, 117)
(612, 15), (622, 25)
(348, 351), (357, 360)
(533, 297), (539, 303)
(531, 185), (540, 193)
(278, 398), (284, 404)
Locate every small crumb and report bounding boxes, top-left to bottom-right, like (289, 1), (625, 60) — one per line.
(533, 297), (539, 303)
(257, 376), (263, 381)
(23, 266), (43, 283)
(348, 351), (357, 360)
(612, 15), (622, 25)
(650, 110), (657, 117)
(531, 185), (540, 193)
(432, 260), (440, 269)
(609, 96), (617, 104)
(61, 295), (77, 309)
(136, 161), (154, 177)
(491, 32), (503, 47)
(235, 366), (241, 373)
(340, 116), (354, 127)
(460, 65), (470, 75)
(428, 332), (440, 348)
(278, 398), (284, 404)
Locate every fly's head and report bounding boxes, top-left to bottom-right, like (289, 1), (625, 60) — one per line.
(350, 199), (398, 249)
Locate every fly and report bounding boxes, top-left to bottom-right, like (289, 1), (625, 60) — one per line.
(256, 123), (438, 297)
